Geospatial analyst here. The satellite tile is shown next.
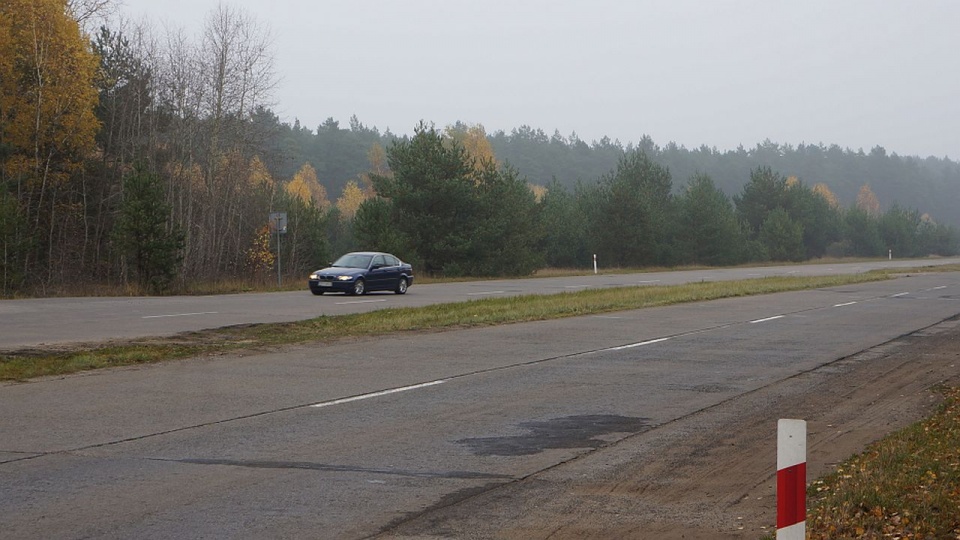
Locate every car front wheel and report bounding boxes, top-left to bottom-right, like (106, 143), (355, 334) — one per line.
(395, 277), (408, 295)
(351, 278), (366, 296)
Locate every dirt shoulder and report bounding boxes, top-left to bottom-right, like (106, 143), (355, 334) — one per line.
(379, 316), (960, 539)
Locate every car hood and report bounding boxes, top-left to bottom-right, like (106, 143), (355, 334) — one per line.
(313, 266), (366, 277)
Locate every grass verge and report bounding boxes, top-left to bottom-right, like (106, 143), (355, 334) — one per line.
(807, 385), (960, 539)
(0, 272), (892, 382)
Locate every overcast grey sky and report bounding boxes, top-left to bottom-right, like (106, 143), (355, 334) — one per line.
(118, 0), (960, 159)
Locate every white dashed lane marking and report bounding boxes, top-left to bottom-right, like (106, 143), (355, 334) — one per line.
(750, 315), (785, 324)
(310, 380), (447, 409)
(606, 337), (672, 351)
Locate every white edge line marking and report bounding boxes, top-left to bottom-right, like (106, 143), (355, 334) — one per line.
(335, 299), (388, 305)
(564, 285), (590, 289)
(609, 337), (671, 351)
(833, 301), (857, 307)
(142, 312), (219, 319)
(467, 291), (506, 296)
(891, 292), (909, 298)
(636, 280), (661, 284)
(750, 315), (785, 324)
(932, 286), (947, 290)
(310, 380), (446, 409)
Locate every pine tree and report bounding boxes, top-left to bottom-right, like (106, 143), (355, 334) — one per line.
(675, 174), (745, 266)
(112, 168), (184, 292)
(372, 123), (476, 275)
(759, 208), (805, 262)
(592, 151), (673, 267)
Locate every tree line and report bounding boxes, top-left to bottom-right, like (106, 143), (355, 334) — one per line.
(1, 1), (957, 296)
(264, 119), (960, 233)
(355, 124), (958, 277)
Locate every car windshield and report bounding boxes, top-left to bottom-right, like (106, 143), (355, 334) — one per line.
(331, 254), (373, 269)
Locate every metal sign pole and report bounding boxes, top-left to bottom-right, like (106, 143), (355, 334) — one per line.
(269, 212), (287, 289)
(276, 217), (282, 287)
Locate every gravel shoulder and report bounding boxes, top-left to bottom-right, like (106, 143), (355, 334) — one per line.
(378, 316), (960, 539)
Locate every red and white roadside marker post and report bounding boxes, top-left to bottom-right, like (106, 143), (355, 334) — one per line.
(777, 419), (807, 539)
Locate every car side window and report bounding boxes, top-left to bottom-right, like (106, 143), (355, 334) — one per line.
(385, 255), (399, 266)
(372, 255), (386, 268)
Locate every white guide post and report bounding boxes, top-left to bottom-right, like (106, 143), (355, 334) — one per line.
(777, 419), (806, 540)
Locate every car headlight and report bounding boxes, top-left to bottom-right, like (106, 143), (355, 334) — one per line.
(309, 273), (318, 280)
(337, 275), (352, 281)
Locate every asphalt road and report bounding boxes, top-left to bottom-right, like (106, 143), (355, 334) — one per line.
(1, 257), (958, 350)
(1, 271), (959, 538)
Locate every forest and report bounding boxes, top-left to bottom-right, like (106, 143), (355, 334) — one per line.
(1, 1), (958, 296)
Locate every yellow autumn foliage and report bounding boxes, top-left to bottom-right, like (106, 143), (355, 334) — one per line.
(286, 163), (330, 210)
(245, 224), (275, 273)
(336, 180), (367, 220)
(248, 156), (274, 188)
(359, 143), (390, 197)
(167, 162), (204, 191)
(813, 183), (840, 209)
(0, 0), (99, 185)
(367, 143), (388, 176)
(445, 123), (497, 170)
(856, 184), (881, 216)
(528, 183), (548, 203)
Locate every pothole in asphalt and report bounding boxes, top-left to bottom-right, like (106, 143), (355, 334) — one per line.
(457, 414), (652, 456)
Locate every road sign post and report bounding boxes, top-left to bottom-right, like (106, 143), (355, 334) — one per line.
(269, 212), (288, 287)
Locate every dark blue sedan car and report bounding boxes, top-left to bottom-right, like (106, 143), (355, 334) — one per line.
(308, 252), (414, 296)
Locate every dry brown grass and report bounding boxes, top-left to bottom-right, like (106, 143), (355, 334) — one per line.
(807, 386), (960, 539)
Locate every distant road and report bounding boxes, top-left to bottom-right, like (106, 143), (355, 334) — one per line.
(1, 258), (958, 350)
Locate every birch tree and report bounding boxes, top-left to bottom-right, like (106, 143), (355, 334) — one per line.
(0, 0), (99, 284)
